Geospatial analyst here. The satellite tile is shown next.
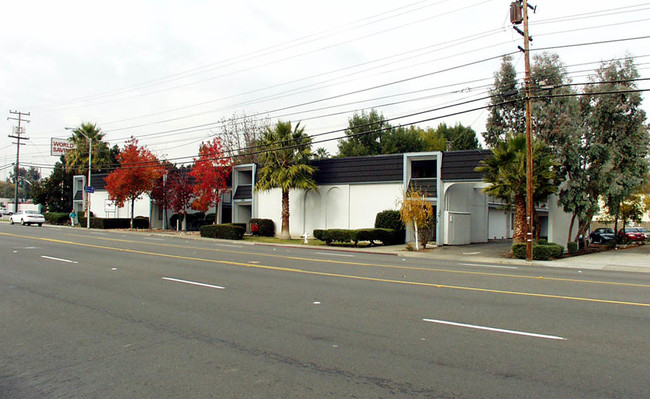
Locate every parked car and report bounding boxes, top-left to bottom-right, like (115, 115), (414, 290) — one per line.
(636, 227), (649, 240)
(9, 210), (45, 226)
(617, 227), (647, 242)
(589, 228), (615, 244)
(0, 207), (12, 216)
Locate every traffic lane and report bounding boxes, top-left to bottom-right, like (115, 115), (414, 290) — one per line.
(1, 268), (396, 397)
(2, 237), (648, 398)
(18, 224), (650, 289)
(3, 238), (416, 397)
(3, 227), (650, 311)
(5, 251), (647, 399)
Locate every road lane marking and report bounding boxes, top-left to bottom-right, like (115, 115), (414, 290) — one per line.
(423, 319), (566, 340)
(162, 277), (225, 290)
(214, 243), (243, 248)
(462, 252), (481, 255)
(41, 255), (78, 264)
(315, 252), (355, 257)
(3, 232), (650, 307)
(60, 232), (650, 289)
(461, 263), (518, 269)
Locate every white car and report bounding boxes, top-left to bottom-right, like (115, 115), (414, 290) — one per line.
(10, 210), (45, 226)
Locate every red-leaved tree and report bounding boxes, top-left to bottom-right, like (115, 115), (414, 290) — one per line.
(105, 137), (163, 228)
(190, 138), (232, 224)
(168, 167), (194, 231)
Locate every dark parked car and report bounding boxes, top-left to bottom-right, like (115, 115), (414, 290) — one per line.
(618, 227), (647, 242)
(589, 228), (615, 244)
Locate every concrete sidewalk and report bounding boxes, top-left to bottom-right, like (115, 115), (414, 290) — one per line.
(292, 238), (650, 273)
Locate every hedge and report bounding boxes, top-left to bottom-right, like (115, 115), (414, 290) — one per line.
(313, 228), (397, 246)
(375, 210), (405, 244)
(512, 242), (564, 260)
(44, 212), (69, 225)
(170, 213), (211, 231)
(200, 223), (245, 240)
(79, 216), (149, 230)
(250, 218), (275, 237)
(77, 217), (150, 229)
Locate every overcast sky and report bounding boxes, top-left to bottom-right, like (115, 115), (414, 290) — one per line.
(2, 0), (649, 180)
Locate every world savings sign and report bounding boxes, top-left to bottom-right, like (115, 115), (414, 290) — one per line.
(51, 138), (76, 156)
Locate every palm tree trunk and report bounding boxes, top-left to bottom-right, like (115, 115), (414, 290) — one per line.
(280, 189), (291, 239)
(513, 194), (526, 243)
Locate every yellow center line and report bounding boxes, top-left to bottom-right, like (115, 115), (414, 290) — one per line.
(65, 232), (650, 289)
(3, 232), (650, 308)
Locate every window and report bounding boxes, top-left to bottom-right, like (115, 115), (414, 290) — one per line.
(411, 160), (437, 178)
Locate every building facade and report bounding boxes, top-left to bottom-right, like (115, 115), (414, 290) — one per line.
(75, 150), (575, 245)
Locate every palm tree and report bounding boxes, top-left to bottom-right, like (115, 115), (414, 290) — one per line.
(476, 133), (559, 243)
(256, 121), (318, 239)
(65, 123), (114, 175)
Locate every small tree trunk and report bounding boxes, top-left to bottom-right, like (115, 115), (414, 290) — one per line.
(280, 189), (291, 240)
(414, 219), (419, 251)
(567, 213), (576, 248)
(130, 198), (135, 229)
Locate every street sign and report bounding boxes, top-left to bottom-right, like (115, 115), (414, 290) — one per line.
(85, 186), (95, 193)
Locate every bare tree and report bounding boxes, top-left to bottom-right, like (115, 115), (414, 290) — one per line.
(213, 111), (270, 165)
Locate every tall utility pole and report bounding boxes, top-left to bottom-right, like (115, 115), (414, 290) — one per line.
(8, 110), (30, 213)
(511, 1), (535, 261)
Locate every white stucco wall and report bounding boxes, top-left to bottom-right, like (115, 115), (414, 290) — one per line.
(255, 183), (403, 238)
(547, 194), (577, 245)
(89, 190), (152, 220)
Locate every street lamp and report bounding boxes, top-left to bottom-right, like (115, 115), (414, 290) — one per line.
(66, 127), (92, 229)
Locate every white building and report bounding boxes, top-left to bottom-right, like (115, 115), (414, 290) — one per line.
(75, 150), (575, 245)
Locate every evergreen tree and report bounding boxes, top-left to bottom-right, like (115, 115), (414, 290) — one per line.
(483, 56), (525, 148)
(337, 109), (389, 157)
(582, 57), (649, 236)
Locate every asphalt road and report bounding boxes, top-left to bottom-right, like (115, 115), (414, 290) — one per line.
(1, 223), (649, 398)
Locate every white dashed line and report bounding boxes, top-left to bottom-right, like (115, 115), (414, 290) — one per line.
(162, 277), (225, 290)
(423, 319), (565, 340)
(41, 256), (78, 264)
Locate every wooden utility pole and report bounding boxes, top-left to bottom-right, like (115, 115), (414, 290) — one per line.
(511, 1), (535, 261)
(7, 110), (30, 213)
(523, 0), (534, 261)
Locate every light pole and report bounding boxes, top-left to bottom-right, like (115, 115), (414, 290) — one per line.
(66, 127), (92, 229)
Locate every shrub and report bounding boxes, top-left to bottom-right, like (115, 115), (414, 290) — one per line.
(200, 223), (245, 240)
(250, 218), (275, 237)
(512, 242), (564, 260)
(44, 212), (69, 225)
(232, 223), (247, 231)
(313, 228), (397, 246)
(313, 229), (330, 244)
(328, 229), (356, 245)
(78, 217), (149, 229)
(375, 210), (405, 244)
(205, 213), (216, 224)
(133, 216), (150, 229)
(567, 241), (578, 256)
(512, 243), (527, 259)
